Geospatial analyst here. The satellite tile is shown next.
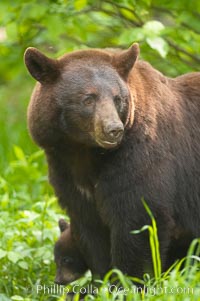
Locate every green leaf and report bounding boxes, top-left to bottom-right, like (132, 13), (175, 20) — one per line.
(119, 28), (145, 44)
(13, 146), (26, 161)
(143, 20), (165, 35)
(0, 249), (7, 259)
(141, 198), (153, 219)
(74, 0), (88, 10)
(18, 261), (29, 270)
(28, 150), (44, 163)
(131, 225), (150, 234)
(146, 37), (169, 58)
(7, 251), (22, 264)
(11, 296), (24, 301)
(19, 3), (47, 21)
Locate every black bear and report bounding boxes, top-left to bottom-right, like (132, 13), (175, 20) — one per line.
(24, 43), (200, 279)
(54, 219), (88, 285)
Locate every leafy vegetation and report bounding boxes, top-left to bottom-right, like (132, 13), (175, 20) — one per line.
(0, 0), (200, 300)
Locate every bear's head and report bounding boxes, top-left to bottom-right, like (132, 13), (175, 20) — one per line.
(54, 219), (88, 285)
(24, 43), (139, 149)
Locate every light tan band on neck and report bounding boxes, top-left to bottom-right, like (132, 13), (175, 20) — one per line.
(125, 88), (135, 129)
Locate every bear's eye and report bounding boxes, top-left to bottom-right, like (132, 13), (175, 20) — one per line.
(62, 257), (73, 264)
(83, 94), (96, 106)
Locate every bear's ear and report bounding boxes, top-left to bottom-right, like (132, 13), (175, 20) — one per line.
(58, 219), (69, 233)
(112, 43), (140, 80)
(24, 47), (60, 84)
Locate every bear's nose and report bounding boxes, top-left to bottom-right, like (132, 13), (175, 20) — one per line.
(106, 124), (124, 141)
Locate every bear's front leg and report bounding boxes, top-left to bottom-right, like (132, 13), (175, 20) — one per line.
(70, 212), (111, 279)
(95, 184), (173, 280)
(110, 204), (172, 279)
(110, 220), (152, 278)
(47, 150), (111, 279)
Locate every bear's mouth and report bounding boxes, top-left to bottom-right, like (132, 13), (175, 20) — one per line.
(96, 139), (120, 149)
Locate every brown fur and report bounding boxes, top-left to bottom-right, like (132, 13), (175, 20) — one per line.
(25, 43), (200, 280)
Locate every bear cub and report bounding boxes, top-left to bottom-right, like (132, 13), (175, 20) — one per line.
(54, 219), (88, 285)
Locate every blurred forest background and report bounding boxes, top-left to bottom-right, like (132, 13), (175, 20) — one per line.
(0, 1), (200, 300)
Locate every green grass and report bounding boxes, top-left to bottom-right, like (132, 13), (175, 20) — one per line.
(0, 80), (200, 301)
(0, 145), (65, 301)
